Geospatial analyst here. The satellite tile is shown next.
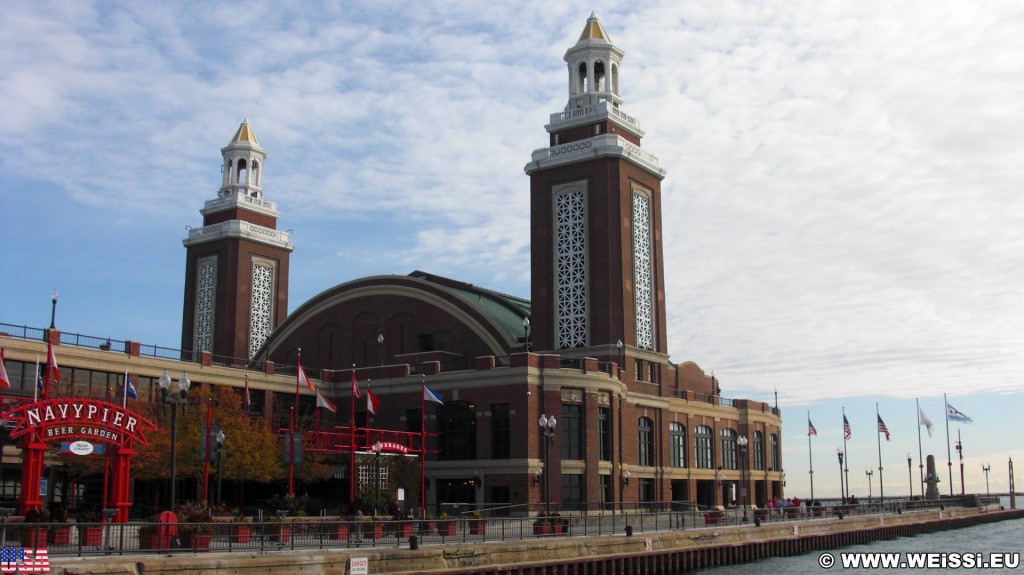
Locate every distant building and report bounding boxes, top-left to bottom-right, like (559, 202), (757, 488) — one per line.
(0, 14), (782, 513)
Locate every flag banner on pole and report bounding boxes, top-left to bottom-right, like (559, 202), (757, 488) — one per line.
(808, 418), (817, 437)
(244, 376), (251, 412)
(843, 415), (852, 440)
(298, 365), (315, 390)
(351, 370), (362, 399)
(877, 414), (890, 441)
(45, 342), (60, 398)
(123, 369), (137, 408)
(423, 384), (444, 404)
(946, 404), (973, 424)
(315, 388), (337, 413)
(919, 406), (933, 437)
(0, 347), (10, 390)
(367, 386), (380, 415)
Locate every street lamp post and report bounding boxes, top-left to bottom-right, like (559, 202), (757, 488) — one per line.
(616, 340), (624, 373)
(738, 435), (749, 521)
(377, 333), (384, 366)
(907, 453), (913, 499)
(372, 441), (383, 516)
(865, 468), (874, 504)
(523, 317), (531, 352)
(159, 370), (191, 512)
(538, 414), (557, 515)
(837, 448), (845, 502)
(215, 430), (226, 506)
(49, 290), (59, 329)
(982, 463), (991, 497)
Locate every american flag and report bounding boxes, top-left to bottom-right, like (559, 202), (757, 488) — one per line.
(808, 418), (817, 437)
(843, 415), (852, 440)
(877, 414), (891, 441)
(1, 547), (50, 573)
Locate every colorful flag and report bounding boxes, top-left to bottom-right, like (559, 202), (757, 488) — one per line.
(877, 414), (890, 441)
(843, 415), (852, 440)
(244, 375), (251, 412)
(0, 547), (49, 572)
(367, 385), (380, 415)
(0, 347), (10, 390)
(44, 342), (60, 398)
(315, 388), (337, 413)
(351, 370), (362, 399)
(298, 365), (314, 390)
(946, 404), (973, 424)
(807, 417), (817, 437)
(122, 369), (137, 408)
(919, 406), (933, 438)
(423, 384), (444, 404)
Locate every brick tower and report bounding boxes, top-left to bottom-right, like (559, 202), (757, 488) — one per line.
(525, 14), (669, 376)
(181, 120), (293, 361)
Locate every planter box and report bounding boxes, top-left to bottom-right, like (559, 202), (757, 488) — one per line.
(438, 521), (457, 536)
(329, 523), (350, 540)
(396, 522), (414, 538)
(21, 527), (48, 548)
(79, 526), (104, 547)
(232, 524), (252, 544)
(182, 532), (211, 550)
(468, 520), (486, 535)
(704, 513), (726, 525)
(139, 530), (173, 550)
(533, 523), (552, 536)
(49, 525), (73, 544)
(268, 524), (290, 543)
(364, 522), (384, 540)
(419, 520), (436, 533)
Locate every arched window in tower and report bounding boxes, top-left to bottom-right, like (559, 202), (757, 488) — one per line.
(611, 63), (619, 95)
(594, 60), (606, 92)
(577, 62), (588, 93)
(251, 160), (260, 190)
(236, 158), (248, 185)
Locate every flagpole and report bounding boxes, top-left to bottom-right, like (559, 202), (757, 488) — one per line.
(842, 407), (850, 501)
(420, 375), (427, 520)
(122, 369), (128, 409)
(944, 393), (953, 496)
(916, 398), (924, 496)
(876, 403), (884, 505)
(288, 407), (295, 496)
(807, 410), (815, 501)
(349, 365), (357, 504)
(34, 356), (40, 402)
(295, 349), (302, 414)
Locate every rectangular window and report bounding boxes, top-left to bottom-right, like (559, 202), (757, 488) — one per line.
(598, 407), (612, 461)
(554, 186), (588, 349)
(670, 423), (686, 468)
(632, 191), (654, 350)
(561, 404), (582, 460)
(599, 475), (612, 510)
(561, 474), (584, 512)
(491, 403), (510, 459)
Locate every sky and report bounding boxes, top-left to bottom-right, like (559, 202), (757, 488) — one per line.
(2, 1), (1022, 499)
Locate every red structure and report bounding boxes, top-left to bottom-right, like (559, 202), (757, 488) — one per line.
(2, 397), (156, 522)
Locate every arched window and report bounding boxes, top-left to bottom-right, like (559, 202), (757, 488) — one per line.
(753, 431), (765, 471)
(576, 62), (588, 94)
(637, 417), (654, 466)
(251, 160), (260, 189)
(594, 60), (606, 92)
(770, 433), (779, 471)
(721, 428), (738, 470)
(694, 425), (713, 469)
(669, 422), (686, 468)
(437, 401), (477, 460)
(236, 158), (248, 184)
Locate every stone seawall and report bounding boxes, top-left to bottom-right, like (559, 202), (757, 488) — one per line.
(54, 507), (1023, 575)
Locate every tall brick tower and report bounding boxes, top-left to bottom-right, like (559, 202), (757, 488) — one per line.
(181, 120), (293, 361)
(525, 14), (669, 377)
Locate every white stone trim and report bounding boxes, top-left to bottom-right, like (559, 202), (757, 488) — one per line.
(525, 133), (666, 178)
(183, 220), (293, 251)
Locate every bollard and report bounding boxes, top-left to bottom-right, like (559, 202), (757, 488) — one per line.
(837, 511), (844, 520)
(409, 535), (419, 550)
(754, 517), (761, 527)
(625, 525), (633, 537)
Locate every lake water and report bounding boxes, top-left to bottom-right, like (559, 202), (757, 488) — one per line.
(698, 501), (1022, 574)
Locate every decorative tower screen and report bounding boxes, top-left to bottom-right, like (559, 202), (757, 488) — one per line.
(632, 192), (654, 350)
(248, 260), (275, 358)
(555, 188), (588, 348)
(194, 257), (217, 353)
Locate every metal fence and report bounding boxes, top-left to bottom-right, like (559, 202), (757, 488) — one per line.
(3, 497), (977, 557)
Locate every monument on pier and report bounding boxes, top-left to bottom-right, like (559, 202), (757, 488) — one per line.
(925, 454), (941, 500)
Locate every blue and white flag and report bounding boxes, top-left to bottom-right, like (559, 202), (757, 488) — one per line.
(123, 369), (138, 407)
(423, 383), (444, 405)
(946, 404), (973, 424)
